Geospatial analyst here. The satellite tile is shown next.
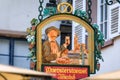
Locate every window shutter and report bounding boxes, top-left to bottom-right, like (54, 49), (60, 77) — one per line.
(72, 0), (86, 45)
(75, 24), (83, 43)
(109, 3), (120, 38)
(72, 0), (86, 49)
(75, 0), (84, 10)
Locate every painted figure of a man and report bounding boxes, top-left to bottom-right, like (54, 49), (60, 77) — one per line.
(42, 26), (70, 63)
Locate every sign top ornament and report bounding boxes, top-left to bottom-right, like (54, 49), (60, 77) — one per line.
(57, 2), (73, 13)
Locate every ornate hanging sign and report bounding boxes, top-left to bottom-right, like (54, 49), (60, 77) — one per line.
(26, 2), (104, 76)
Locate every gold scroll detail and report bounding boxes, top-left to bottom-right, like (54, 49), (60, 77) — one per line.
(57, 2), (73, 13)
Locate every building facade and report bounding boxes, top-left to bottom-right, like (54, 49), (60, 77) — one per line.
(0, 0), (40, 69)
(0, 0), (120, 75)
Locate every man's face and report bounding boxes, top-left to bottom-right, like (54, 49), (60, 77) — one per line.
(47, 30), (58, 41)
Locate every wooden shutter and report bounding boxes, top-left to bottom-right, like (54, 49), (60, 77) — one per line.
(108, 3), (120, 38)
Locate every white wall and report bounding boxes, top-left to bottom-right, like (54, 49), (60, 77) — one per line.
(0, 0), (49, 31)
(0, 0), (49, 69)
(96, 36), (120, 74)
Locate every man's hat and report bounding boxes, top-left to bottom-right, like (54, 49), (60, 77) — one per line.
(45, 26), (60, 36)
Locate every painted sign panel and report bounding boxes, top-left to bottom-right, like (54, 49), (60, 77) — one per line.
(42, 64), (89, 80)
(37, 14), (95, 73)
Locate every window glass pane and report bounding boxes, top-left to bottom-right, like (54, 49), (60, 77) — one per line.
(105, 4), (107, 20)
(14, 40), (29, 56)
(100, 24), (103, 33)
(101, 0), (103, 3)
(0, 39), (9, 54)
(14, 57), (30, 69)
(100, 6), (103, 22)
(0, 56), (9, 65)
(105, 22), (107, 39)
(99, 0), (108, 40)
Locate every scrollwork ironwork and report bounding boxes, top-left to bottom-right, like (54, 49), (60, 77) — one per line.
(105, 0), (113, 5)
(105, 0), (120, 5)
(116, 0), (120, 3)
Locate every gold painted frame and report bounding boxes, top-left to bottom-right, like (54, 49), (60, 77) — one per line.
(36, 14), (95, 73)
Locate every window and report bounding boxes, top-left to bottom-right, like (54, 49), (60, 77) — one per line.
(0, 37), (30, 69)
(97, 0), (108, 40)
(97, 0), (120, 40)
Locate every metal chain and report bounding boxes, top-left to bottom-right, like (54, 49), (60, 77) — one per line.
(38, 0), (44, 22)
(87, 0), (92, 23)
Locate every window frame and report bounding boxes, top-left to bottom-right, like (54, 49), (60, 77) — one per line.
(0, 36), (30, 69)
(97, 0), (108, 41)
